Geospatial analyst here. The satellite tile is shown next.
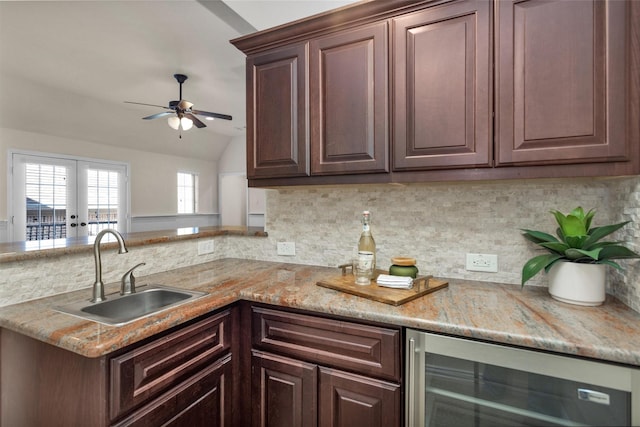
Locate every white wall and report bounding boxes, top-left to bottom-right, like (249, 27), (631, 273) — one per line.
(217, 135), (246, 174)
(0, 127), (218, 222)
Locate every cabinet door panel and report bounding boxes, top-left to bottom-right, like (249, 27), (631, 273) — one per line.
(252, 305), (400, 382)
(252, 350), (318, 427)
(247, 44), (309, 178)
(319, 367), (401, 427)
(496, 0), (628, 165)
(393, 0), (492, 170)
(112, 353), (232, 427)
(110, 310), (232, 420)
(310, 22), (388, 175)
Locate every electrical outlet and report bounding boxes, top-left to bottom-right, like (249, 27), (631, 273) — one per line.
(277, 241), (296, 256)
(197, 239), (215, 255)
(466, 253), (498, 272)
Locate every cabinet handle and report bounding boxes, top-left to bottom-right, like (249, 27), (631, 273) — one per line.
(408, 337), (416, 427)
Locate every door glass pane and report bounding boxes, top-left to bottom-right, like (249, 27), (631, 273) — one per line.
(425, 354), (630, 427)
(87, 168), (120, 236)
(24, 163), (68, 241)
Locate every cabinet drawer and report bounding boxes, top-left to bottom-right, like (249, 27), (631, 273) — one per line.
(110, 309), (232, 421)
(112, 353), (232, 427)
(251, 306), (400, 381)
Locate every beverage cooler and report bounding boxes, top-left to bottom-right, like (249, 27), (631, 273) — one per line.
(405, 330), (640, 427)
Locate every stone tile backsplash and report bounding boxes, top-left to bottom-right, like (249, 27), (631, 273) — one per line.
(2, 176), (640, 312)
(226, 177), (640, 312)
(0, 239), (222, 307)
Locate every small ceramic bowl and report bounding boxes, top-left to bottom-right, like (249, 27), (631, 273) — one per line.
(389, 257), (418, 278)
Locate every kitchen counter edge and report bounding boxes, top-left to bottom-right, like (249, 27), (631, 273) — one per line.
(0, 258), (639, 368)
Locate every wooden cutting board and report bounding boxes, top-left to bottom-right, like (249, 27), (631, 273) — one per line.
(316, 270), (448, 306)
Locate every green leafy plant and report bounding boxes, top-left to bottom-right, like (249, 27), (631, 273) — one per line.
(521, 207), (640, 286)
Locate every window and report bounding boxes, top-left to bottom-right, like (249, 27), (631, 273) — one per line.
(177, 172), (197, 214)
(86, 168), (120, 235)
(10, 152), (129, 242)
(24, 162), (68, 240)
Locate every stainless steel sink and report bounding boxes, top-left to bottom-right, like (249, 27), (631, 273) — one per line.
(55, 285), (207, 326)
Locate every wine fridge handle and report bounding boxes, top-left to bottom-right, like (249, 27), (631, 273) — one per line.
(408, 337), (416, 427)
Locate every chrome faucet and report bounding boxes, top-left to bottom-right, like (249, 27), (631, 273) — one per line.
(92, 229), (128, 303)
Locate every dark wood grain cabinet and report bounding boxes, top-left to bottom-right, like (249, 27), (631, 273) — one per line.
(495, 0), (629, 166)
(251, 350), (318, 427)
(246, 43), (309, 179)
(232, 0), (640, 186)
(109, 309), (233, 425)
(310, 22), (389, 175)
(245, 21), (389, 181)
(249, 304), (402, 427)
(0, 308), (237, 427)
(393, 0), (492, 171)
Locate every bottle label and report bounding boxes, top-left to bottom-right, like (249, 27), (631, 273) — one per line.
(358, 251), (374, 270)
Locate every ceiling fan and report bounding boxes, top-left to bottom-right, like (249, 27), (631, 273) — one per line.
(125, 74), (232, 132)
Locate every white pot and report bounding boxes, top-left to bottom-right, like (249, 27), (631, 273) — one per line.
(547, 262), (606, 306)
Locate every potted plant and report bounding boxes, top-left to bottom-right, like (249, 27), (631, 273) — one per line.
(521, 207), (640, 306)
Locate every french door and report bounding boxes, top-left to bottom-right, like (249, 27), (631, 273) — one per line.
(10, 152), (128, 242)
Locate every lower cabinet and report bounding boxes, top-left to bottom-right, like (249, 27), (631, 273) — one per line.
(252, 350), (318, 426)
(319, 367), (401, 427)
(1, 302), (402, 427)
(113, 354), (232, 427)
(249, 304), (402, 427)
(0, 307), (237, 427)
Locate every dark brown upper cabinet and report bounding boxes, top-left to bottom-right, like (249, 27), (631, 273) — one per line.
(393, 0), (492, 171)
(232, 0), (640, 186)
(495, 0), (628, 166)
(310, 22), (389, 175)
(246, 43), (309, 179)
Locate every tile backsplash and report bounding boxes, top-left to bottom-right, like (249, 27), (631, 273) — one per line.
(225, 177), (640, 312)
(3, 176), (640, 312)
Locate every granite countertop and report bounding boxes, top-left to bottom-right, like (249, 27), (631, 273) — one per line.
(1, 258), (639, 367)
(0, 226), (267, 263)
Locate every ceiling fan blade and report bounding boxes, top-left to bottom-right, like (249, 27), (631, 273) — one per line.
(142, 111), (175, 120)
(192, 109), (233, 121)
(185, 113), (206, 128)
(124, 101), (171, 110)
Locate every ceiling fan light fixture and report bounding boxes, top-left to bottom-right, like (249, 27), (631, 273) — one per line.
(167, 116), (193, 131)
(181, 117), (193, 131)
(167, 116), (181, 130)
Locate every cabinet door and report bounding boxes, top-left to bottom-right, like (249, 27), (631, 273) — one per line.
(112, 353), (232, 427)
(393, 0), (492, 171)
(496, 0), (628, 165)
(310, 22), (389, 175)
(252, 350), (318, 427)
(318, 367), (401, 427)
(247, 43), (309, 179)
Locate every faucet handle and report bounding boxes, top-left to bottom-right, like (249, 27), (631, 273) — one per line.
(121, 262), (146, 295)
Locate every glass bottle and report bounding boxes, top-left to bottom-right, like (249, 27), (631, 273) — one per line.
(356, 210), (376, 284)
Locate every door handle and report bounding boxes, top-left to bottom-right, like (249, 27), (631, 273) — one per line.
(80, 222), (87, 227)
(408, 337), (416, 427)
(70, 223), (77, 227)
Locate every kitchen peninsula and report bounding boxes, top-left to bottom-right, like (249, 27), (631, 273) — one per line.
(1, 257), (640, 425)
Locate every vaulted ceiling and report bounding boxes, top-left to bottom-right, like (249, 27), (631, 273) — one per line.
(0, 0), (357, 162)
